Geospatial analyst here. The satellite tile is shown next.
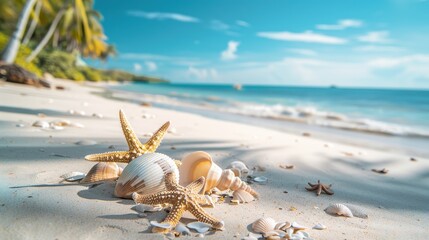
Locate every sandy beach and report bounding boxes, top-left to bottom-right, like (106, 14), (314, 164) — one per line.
(0, 80), (428, 240)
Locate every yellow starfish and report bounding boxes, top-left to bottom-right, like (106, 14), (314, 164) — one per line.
(85, 110), (170, 163)
(133, 172), (224, 233)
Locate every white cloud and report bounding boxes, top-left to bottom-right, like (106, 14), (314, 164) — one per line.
(257, 31), (347, 44)
(127, 11), (199, 22)
(145, 61), (157, 71)
(211, 20), (230, 31)
(236, 20), (250, 27)
(358, 31), (392, 43)
(121, 53), (205, 66)
(288, 48), (317, 56)
(316, 19), (363, 30)
(368, 54), (429, 68)
(221, 41), (240, 61)
(354, 45), (404, 52)
(187, 67), (218, 80)
(133, 63), (142, 72)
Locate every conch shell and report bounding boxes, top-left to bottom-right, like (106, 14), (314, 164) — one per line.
(114, 153), (179, 198)
(179, 151), (258, 198)
(80, 162), (123, 184)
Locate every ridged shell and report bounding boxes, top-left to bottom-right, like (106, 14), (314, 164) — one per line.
(80, 162), (122, 184)
(345, 204), (368, 219)
(232, 189), (255, 203)
(252, 217), (276, 234)
(114, 153), (179, 198)
(324, 203), (353, 217)
(60, 171), (86, 182)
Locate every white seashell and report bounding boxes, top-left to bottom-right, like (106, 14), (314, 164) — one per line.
(227, 161), (250, 177)
(253, 176), (268, 183)
(175, 222), (191, 236)
(187, 222), (211, 233)
(248, 232), (263, 239)
(78, 111), (86, 116)
(275, 221), (291, 230)
(251, 217), (276, 234)
(133, 204), (163, 213)
(16, 123), (25, 127)
(345, 204), (368, 219)
(232, 189), (255, 203)
(80, 162), (122, 184)
(313, 223), (326, 230)
(75, 140), (97, 146)
(291, 222), (307, 231)
(196, 233), (205, 238)
(49, 125), (64, 130)
(115, 153), (179, 198)
(69, 122), (85, 128)
(150, 221), (171, 229)
(61, 172), (86, 182)
(179, 151), (259, 198)
(324, 204), (353, 217)
(32, 120), (49, 128)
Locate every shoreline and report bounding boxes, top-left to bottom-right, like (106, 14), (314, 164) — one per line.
(0, 80), (428, 240)
(107, 86), (429, 159)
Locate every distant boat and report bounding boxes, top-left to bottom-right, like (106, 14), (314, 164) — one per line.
(233, 84), (243, 91)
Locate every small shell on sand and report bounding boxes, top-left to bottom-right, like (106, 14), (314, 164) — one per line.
(253, 176), (268, 183)
(252, 217), (276, 234)
(50, 119), (71, 127)
(279, 164), (294, 170)
(324, 204), (353, 217)
(61, 172), (86, 182)
(313, 223), (327, 230)
(75, 140), (97, 146)
(16, 123), (25, 127)
(232, 189), (255, 203)
(150, 221), (171, 229)
(142, 113), (155, 119)
(344, 204), (368, 219)
(133, 204), (163, 213)
(187, 222), (211, 233)
(92, 113), (103, 118)
(32, 120), (49, 128)
(175, 222), (191, 236)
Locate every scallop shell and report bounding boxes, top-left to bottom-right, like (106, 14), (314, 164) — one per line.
(227, 161), (250, 177)
(179, 151), (259, 198)
(187, 222), (211, 233)
(252, 217), (276, 234)
(232, 189), (255, 203)
(60, 171), (86, 182)
(80, 162), (122, 184)
(324, 203), (353, 217)
(114, 153), (179, 198)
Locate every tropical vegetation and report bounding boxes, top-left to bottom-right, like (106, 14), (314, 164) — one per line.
(0, 0), (166, 83)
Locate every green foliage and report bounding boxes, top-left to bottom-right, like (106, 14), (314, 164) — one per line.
(0, 32), (42, 76)
(37, 50), (86, 81)
(79, 67), (104, 82)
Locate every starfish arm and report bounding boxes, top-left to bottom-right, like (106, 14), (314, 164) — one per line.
(84, 151), (132, 163)
(132, 191), (178, 205)
(305, 185), (318, 191)
(316, 185), (322, 196)
(187, 201), (224, 229)
(185, 177), (205, 194)
(322, 185), (334, 195)
(307, 182), (316, 187)
(141, 121), (170, 153)
(162, 202), (186, 227)
(119, 110), (143, 152)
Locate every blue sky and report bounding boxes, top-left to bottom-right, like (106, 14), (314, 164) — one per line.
(87, 0), (429, 88)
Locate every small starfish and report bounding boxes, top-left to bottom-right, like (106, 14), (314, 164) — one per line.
(305, 180), (334, 196)
(85, 110), (170, 163)
(133, 172), (224, 233)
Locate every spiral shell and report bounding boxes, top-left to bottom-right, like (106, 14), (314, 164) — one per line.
(252, 217), (276, 234)
(179, 151), (259, 198)
(114, 153), (179, 198)
(324, 203), (353, 217)
(80, 162), (122, 184)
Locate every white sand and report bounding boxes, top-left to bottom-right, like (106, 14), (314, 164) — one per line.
(0, 80), (428, 240)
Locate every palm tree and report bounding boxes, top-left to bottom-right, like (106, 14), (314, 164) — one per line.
(1, 0), (37, 63)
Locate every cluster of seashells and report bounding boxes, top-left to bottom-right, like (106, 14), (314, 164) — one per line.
(32, 119), (84, 130)
(248, 217), (317, 240)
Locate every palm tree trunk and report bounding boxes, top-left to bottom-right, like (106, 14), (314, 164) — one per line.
(22, 0), (42, 45)
(26, 9), (65, 62)
(1, 0), (37, 64)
